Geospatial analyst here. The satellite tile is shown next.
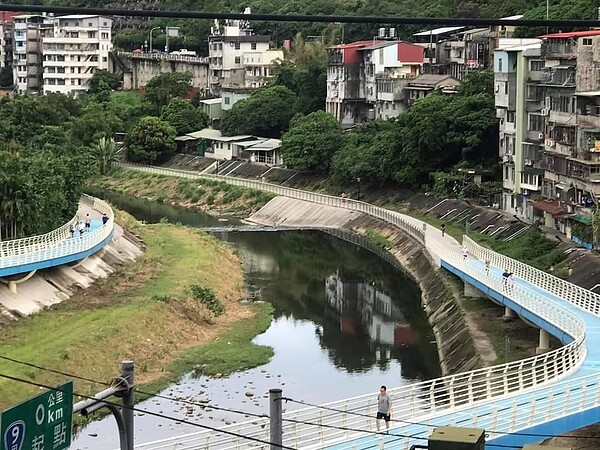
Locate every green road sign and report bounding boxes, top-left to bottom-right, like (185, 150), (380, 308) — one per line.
(0, 381), (73, 450)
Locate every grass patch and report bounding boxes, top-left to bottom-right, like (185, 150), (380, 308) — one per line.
(471, 227), (567, 272)
(0, 211), (273, 412)
(91, 168), (272, 215)
(364, 229), (392, 248)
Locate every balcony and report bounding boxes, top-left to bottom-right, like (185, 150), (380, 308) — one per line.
(376, 78), (408, 102)
(541, 39), (577, 59)
(549, 110), (573, 124)
(540, 65), (576, 87)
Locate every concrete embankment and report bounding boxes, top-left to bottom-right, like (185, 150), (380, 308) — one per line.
(248, 196), (481, 375)
(0, 222), (145, 320)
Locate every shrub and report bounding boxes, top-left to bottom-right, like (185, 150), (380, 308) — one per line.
(189, 284), (225, 316)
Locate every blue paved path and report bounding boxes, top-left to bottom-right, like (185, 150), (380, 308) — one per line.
(0, 218), (111, 278)
(324, 257), (600, 450)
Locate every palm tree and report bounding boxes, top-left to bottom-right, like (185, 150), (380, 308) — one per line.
(92, 136), (119, 175)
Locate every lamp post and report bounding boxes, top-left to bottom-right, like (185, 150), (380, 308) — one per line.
(356, 177), (361, 201)
(149, 27), (162, 53)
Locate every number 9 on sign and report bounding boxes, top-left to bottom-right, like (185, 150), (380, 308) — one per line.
(3, 421), (25, 450)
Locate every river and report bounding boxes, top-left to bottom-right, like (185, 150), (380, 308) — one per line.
(73, 190), (440, 449)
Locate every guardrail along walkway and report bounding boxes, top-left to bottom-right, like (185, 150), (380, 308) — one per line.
(117, 162), (600, 450)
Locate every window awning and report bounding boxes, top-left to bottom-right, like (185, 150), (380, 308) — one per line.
(571, 214), (592, 225)
(555, 183), (570, 190)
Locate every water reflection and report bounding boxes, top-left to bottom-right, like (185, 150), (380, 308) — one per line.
(73, 190), (440, 449)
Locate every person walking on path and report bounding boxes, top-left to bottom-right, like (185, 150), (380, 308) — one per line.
(502, 271), (513, 290)
(485, 259), (491, 275)
(85, 213), (91, 231)
(69, 225), (75, 239)
(376, 385), (392, 432)
(462, 246), (468, 261)
(441, 224), (446, 237)
(102, 213), (109, 226)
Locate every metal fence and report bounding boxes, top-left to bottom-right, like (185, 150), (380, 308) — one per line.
(121, 162), (592, 450)
(0, 194), (114, 270)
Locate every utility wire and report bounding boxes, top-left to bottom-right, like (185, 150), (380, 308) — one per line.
(0, 372), (296, 450)
(2, 355), (598, 443)
(0, 354), (268, 419)
(0, 4), (597, 28)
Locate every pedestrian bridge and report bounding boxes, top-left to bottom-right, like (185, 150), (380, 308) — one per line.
(119, 163), (600, 450)
(0, 194), (114, 291)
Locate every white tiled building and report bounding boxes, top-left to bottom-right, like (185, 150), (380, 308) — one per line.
(42, 15), (112, 94)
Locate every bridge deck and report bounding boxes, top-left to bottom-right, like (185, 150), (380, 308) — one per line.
(324, 259), (600, 450)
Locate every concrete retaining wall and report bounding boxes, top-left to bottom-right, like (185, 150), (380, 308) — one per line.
(0, 223), (145, 320)
(250, 197), (480, 375)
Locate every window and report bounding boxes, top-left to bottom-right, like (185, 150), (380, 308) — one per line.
(88, 22), (93, 27)
(251, 42), (257, 50)
(530, 60), (544, 71)
(87, 31), (96, 39)
(528, 113), (545, 132)
(235, 56), (241, 64)
(102, 56), (108, 63)
(101, 32), (109, 40)
(234, 42), (240, 50)
(224, 97), (230, 105)
(583, 38), (593, 46)
(103, 22), (108, 26)
(506, 111), (515, 123)
(498, 57), (503, 71)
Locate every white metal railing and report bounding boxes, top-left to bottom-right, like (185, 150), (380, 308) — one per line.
(124, 162), (592, 450)
(115, 162), (426, 246)
(114, 51), (209, 64)
(0, 194), (114, 271)
(464, 235), (600, 315)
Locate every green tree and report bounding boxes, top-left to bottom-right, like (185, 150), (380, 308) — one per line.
(92, 136), (120, 175)
(160, 97), (208, 135)
(275, 34), (327, 115)
(125, 116), (176, 163)
(221, 86), (297, 138)
(89, 69), (122, 94)
(144, 71), (193, 112)
(457, 71), (494, 97)
(70, 102), (124, 146)
(281, 111), (344, 171)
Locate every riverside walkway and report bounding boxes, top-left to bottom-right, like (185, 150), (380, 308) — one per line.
(117, 162), (600, 450)
(0, 195), (114, 284)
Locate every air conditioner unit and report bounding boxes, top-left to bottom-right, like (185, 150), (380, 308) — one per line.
(525, 159), (532, 166)
(541, 108), (549, 116)
(538, 133), (544, 140)
(545, 139), (555, 147)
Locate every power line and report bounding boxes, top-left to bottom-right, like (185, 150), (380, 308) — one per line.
(0, 4), (598, 28)
(1, 354), (598, 444)
(0, 371), (296, 449)
(0, 354), (268, 420)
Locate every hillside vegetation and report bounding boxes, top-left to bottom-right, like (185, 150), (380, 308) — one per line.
(17, 0), (599, 52)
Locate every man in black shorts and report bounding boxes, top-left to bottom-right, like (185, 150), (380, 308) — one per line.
(376, 385), (392, 432)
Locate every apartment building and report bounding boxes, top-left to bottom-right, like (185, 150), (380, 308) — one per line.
(414, 16), (523, 80)
(326, 36), (424, 126)
(13, 14), (53, 94)
(495, 38), (543, 217)
(42, 15), (112, 94)
(208, 9), (282, 96)
(496, 31), (600, 245)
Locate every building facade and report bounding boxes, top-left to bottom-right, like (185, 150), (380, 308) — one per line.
(42, 15), (112, 94)
(208, 9), (282, 96)
(13, 14), (53, 94)
(496, 31), (600, 243)
(326, 38), (425, 126)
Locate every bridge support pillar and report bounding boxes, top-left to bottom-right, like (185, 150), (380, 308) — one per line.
(1, 270), (38, 294)
(503, 306), (516, 319)
(536, 329), (550, 354)
(7, 281), (16, 294)
(463, 282), (484, 298)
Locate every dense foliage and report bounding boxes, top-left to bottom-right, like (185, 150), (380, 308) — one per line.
(221, 85), (298, 138)
(160, 97), (209, 135)
(0, 69), (206, 240)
